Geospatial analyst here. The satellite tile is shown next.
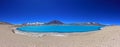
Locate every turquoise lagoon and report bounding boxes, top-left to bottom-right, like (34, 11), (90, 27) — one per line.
(17, 25), (104, 33)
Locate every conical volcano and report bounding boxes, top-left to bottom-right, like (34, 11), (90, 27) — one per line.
(46, 20), (64, 24)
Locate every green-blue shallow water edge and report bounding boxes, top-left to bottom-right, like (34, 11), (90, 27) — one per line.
(17, 25), (104, 33)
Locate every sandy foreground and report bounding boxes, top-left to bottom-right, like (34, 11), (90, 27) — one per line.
(0, 25), (120, 47)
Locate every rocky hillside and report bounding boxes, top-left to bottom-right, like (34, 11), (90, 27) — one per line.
(0, 22), (12, 25)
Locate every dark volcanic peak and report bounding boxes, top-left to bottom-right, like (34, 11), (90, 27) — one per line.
(46, 20), (64, 24)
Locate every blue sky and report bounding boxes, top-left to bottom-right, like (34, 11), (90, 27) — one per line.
(0, 0), (120, 24)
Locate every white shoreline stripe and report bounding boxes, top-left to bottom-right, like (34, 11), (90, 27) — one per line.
(12, 27), (100, 37)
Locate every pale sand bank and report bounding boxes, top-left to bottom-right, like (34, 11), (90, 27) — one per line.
(0, 25), (120, 47)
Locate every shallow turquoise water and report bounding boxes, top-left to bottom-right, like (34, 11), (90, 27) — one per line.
(17, 25), (103, 33)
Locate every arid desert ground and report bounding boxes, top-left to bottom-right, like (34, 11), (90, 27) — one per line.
(0, 24), (120, 47)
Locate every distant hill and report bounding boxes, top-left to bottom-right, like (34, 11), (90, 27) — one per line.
(70, 22), (105, 26)
(18, 20), (105, 26)
(82, 22), (104, 26)
(22, 22), (44, 26)
(0, 22), (12, 25)
(46, 20), (64, 25)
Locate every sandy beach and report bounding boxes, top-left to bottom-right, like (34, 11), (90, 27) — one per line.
(0, 24), (120, 47)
